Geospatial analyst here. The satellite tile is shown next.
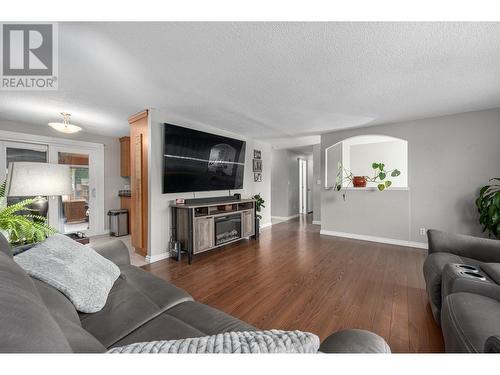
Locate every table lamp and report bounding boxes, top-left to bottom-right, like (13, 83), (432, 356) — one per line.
(5, 162), (72, 216)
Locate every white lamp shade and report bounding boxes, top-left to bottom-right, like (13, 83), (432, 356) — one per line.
(6, 162), (72, 197)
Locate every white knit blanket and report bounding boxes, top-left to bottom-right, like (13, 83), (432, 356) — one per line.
(14, 234), (120, 313)
(108, 330), (320, 354)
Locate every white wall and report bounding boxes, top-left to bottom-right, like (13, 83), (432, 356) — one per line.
(344, 137), (408, 188)
(320, 107), (500, 246)
(147, 108), (272, 260)
(0, 119), (127, 231)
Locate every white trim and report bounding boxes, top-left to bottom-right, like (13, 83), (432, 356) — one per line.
(319, 229), (428, 249)
(312, 220), (321, 225)
(271, 214), (299, 221)
(0, 129), (104, 150)
(0, 129), (106, 236)
(260, 221), (273, 229)
(342, 187), (410, 191)
(146, 252), (170, 263)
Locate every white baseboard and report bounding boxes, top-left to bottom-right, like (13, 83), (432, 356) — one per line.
(312, 220), (321, 225)
(319, 229), (428, 249)
(271, 214), (299, 221)
(260, 222), (273, 229)
(146, 252), (170, 263)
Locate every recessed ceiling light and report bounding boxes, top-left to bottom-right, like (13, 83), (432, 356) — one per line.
(48, 112), (82, 134)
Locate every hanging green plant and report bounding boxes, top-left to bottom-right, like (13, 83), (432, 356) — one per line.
(334, 162), (401, 200)
(476, 178), (500, 239)
(0, 180), (57, 245)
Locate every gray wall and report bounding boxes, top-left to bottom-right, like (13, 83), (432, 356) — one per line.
(312, 144), (321, 222)
(271, 149), (300, 218)
(320, 107), (500, 245)
(0, 119), (127, 230)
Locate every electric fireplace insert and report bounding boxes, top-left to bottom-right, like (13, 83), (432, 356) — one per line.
(214, 213), (242, 246)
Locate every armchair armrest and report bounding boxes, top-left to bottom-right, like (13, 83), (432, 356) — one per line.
(91, 239), (130, 266)
(427, 229), (500, 263)
(319, 329), (391, 353)
(442, 265), (500, 304)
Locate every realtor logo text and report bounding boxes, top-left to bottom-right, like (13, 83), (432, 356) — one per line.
(1, 23), (58, 90)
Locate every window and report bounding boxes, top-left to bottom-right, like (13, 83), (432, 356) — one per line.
(325, 135), (408, 189)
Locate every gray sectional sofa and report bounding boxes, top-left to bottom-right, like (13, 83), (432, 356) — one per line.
(424, 229), (500, 353)
(0, 233), (390, 353)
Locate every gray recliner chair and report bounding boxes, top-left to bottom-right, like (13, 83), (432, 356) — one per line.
(424, 229), (500, 352)
(424, 229), (500, 323)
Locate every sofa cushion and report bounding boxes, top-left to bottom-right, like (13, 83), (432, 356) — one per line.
(0, 251), (72, 353)
(119, 265), (192, 310)
(110, 311), (207, 347)
(53, 316), (106, 353)
(79, 268), (193, 348)
(441, 292), (500, 352)
(423, 252), (482, 320)
(165, 301), (255, 335)
(33, 279), (80, 324)
(482, 263), (500, 284)
(33, 279), (105, 352)
(111, 301), (255, 348)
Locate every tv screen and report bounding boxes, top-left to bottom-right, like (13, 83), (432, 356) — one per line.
(163, 124), (246, 194)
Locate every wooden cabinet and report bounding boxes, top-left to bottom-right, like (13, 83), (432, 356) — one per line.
(58, 153), (88, 166)
(128, 111), (149, 256)
(241, 210), (255, 237)
(171, 199), (256, 263)
(194, 217), (214, 254)
(119, 136), (131, 177)
(63, 200), (87, 223)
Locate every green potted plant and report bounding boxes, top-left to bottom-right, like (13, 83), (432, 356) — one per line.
(476, 178), (500, 239)
(0, 181), (57, 252)
(252, 193), (265, 239)
(334, 162), (401, 200)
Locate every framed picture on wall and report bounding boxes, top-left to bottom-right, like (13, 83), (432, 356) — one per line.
(252, 159), (262, 172)
(253, 149), (261, 159)
(254, 172), (262, 182)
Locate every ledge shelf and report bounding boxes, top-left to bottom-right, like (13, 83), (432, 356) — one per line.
(324, 186), (410, 191)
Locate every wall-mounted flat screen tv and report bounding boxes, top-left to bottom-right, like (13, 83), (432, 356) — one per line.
(163, 123), (246, 194)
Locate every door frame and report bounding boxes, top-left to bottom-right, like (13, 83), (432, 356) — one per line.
(298, 158), (308, 214)
(0, 140), (49, 182)
(0, 130), (105, 236)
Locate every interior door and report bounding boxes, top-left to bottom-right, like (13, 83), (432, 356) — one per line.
(48, 146), (104, 236)
(299, 158), (307, 214)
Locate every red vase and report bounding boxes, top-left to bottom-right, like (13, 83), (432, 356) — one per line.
(353, 176), (367, 188)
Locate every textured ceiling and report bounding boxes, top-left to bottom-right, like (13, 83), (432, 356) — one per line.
(1, 22), (500, 148)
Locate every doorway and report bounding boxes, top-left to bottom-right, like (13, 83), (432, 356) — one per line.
(0, 132), (105, 236)
(299, 158), (307, 214)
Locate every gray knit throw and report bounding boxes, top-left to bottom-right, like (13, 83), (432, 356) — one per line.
(108, 330), (320, 354)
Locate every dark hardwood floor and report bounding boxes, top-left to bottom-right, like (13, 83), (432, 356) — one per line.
(143, 214), (444, 353)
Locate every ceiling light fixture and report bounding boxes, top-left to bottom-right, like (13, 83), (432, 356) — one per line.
(48, 112), (82, 134)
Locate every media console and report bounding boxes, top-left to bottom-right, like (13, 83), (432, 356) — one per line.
(170, 198), (256, 264)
